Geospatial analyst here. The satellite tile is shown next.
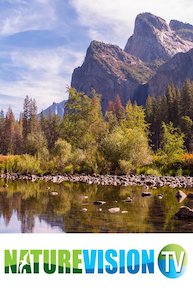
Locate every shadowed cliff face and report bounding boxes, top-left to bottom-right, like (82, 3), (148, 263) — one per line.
(148, 48), (193, 97)
(71, 41), (154, 111)
(124, 13), (193, 63)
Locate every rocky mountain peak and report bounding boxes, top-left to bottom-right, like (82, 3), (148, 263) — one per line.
(169, 19), (193, 42)
(87, 40), (141, 65)
(125, 12), (193, 63)
(71, 40), (154, 111)
(43, 13), (193, 115)
(134, 13), (169, 35)
(170, 19), (193, 31)
(68, 13), (193, 113)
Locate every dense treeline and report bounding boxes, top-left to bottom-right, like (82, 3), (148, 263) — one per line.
(0, 81), (193, 176)
(146, 80), (193, 151)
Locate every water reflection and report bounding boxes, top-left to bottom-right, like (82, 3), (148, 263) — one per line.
(0, 180), (193, 233)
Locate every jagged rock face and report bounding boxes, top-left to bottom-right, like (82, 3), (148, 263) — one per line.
(71, 41), (154, 111)
(69, 13), (193, 112)
(148, 48), (193, 96)
(124, 13), (193, 63)
(170, 20), (193, 42)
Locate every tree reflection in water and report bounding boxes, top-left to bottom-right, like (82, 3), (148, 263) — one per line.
(0, 180), (193, 233)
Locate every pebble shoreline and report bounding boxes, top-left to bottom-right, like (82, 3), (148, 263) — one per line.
(1, 173), (193, 188)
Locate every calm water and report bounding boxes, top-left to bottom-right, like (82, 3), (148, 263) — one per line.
(0, 179), (193, 233)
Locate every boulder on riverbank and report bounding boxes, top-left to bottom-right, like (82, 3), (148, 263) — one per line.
(187, 193), (193, 199)
(141, 192), (152, 197)
(49, 191), (59, 196)
(2, 173), (193, 188)
(175, 206), (193, 219)
(123, 197), (133, 203)
(108, 207), (120, 213)
(175, 190), (187, 203)
(93, 201), (106, 205)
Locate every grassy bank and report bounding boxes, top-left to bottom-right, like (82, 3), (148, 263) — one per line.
(1, 154), (193, 177)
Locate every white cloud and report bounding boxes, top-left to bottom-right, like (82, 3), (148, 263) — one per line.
(1, 0), (193, 115)
(0, 0), (57, 35)
(0, 47), (84, 114)
(70, 0), (193, 47)
(0, 0), (87, 115)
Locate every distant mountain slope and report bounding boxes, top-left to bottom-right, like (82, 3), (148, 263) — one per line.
(40, 100), (66, 117)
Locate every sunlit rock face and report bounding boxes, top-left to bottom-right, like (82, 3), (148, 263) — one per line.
(71, 40), (154, 110)
(125, 13), (193, 63)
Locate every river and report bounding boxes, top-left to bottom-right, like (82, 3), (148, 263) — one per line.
(0, 179), (192, 233)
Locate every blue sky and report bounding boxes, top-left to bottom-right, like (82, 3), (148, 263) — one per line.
(0, 0), (193, 115)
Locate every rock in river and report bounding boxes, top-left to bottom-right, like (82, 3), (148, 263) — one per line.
(97, 208), (103, 212)
(123, 197), (133, 203)
(175, 190), (187, 203)
(141, 192), (152, 197)
(49, 191), (59, 196)
(187, 193), (193, 199)
(175, 206), (193, 219)
(81, 208), (88, 212)
(108, 207), (120, 213)
(93, 201), (106, 205)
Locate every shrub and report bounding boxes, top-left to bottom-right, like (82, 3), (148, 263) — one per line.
(0, 155), (19, 173)
(101, 127), (152, 172)
(139, 167), (161, 176)
(63, 165), (73, 174)
(119, 160), (132, 175)
(16, 155), (41, 174)
(25, 132), (48, 156)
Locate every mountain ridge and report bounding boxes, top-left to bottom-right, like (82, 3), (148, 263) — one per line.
(71, 40), (154, 111)
(148, 48), (193, 96)
(45, 12), (193, 113)
(124, 12), (193, 63)
(40, 100), (66, 117)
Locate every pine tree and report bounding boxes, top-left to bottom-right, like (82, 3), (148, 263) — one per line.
(29, 98), (39, 133)
(14, 121), (23, 154)
(107, 100), (115, 113)
(147, 96), (167, 150)
(124, 101), (148, 133)
(114, 95), (125, 122)
(4, 107), (15, 154)
(23, 96), (31, 139)
(145, 96), (154, 121)
(160, 122), (185, 164)
(0, 110), (5, 154)
(165, 83), (181, 126)
(41, 114), (62, 152)
(181, 80), (193, 118)
(180, 115), (193, 151)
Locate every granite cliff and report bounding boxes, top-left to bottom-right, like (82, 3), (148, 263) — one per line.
(71, 40), (154, 110)
(125, 13), (193, 63)
(70, 12), (193, 109)
(169, 19), (193, 42)
(148, 48), (193, 96)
